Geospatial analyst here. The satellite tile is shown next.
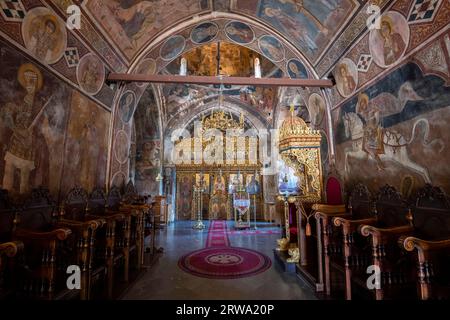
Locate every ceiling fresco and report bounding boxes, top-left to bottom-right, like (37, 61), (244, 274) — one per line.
(159, 43), (282, 126)
(83, 0), (210, 60)
(83, 0), (362, 66)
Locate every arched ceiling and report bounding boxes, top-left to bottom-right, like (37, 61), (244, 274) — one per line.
(83, 0), (363, 68)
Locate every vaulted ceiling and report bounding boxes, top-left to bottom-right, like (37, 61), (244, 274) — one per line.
(83, 0), (364, 68)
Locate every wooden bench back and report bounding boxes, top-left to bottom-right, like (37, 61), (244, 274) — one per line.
(122, 181), (138, 204)
(0, 189), (15, 241)
(106, 186), (122, 211)
(375, 185), (410, 228)
(62, 186), (89, 220)
(88, 188), (107, 214)
(348, 183), (373, 219)
(412, 184), (450, 240)
(17, 187), (57, 232)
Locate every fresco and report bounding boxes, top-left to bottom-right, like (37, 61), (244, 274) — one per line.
(369, 11), (410, 68)
(177, 174), (194, 220)
(0, 44), (70, 196)
(61, 91), (110, 193)
(164, 84), (210, 119)
(160, 35), (186, 61)
(181, 42), (261, 77)
(256, 0), (357, 62)
(308, 93), (326, 127)
(118, 90), (137, 124)
(334, 58), (358, 98)
(225, 21), (255, 44)
(258, 35), (285, 62)
(239, 86), (277, 120)
(22, 7), (67, 65)
(114, 130), (130, 164)
(134, 87), (161, 195)
(85, 0), (209, 59)
(287, 59), (308, 79)
(334, 62), (450, 192)
(76, 53), (105, 95)
(134, 58), (156, 87)
(320, 130), (329, 173)
(191, 22), (219, 44)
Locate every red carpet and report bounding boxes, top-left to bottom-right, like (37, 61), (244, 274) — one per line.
(178, 220), (272, 279)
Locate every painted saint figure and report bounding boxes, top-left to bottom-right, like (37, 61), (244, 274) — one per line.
(28, 17), (59, 62)
(338, 63), (356, 96)
(379, 16), (406, 66)
(1, 64), (43, 194)
(355, 93), (385, 169)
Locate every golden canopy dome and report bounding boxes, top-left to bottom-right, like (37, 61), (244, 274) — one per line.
(279, 105), (322, 151)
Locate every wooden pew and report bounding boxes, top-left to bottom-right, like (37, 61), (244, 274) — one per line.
(57, 187), (106, 300)
(398, 185), (450, 300)
(11, 187), (72, 299)
(358, 185), (415, 300)
(314, 204), (348, 295)
(87, 188), (126, 299)
(333, 183), (377, 300)
(0, 241), (23, 299)
(120, 182), (149, 268)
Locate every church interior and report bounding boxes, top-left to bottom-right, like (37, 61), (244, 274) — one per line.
(0, 0), (449, 303)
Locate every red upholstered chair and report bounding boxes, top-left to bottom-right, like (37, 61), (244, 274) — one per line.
(326, 176), (343, 205)
(314, 175), (347, 295)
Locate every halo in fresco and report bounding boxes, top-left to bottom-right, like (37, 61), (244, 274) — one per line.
(76, 53), (105, 95)
(118, 90), (137, 124)
(258, 35), (285, 63)
(308, 93), (326, 127)
(22, 7), (67, 65)
(334, 58), (358, 98)
(225, 21), (255, 44)
(286, 59), (308, 79)
(134, 58), (156, 87)
(114, 130), (129, 164)
(191, 22), (219, 44)
(160, 35), (186, 61)
(369, 11), (410, 68)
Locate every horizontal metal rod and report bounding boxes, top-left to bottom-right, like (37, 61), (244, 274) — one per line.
(107, 73), (334, 88)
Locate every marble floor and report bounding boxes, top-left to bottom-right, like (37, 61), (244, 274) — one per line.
(122, 221), (317, 300)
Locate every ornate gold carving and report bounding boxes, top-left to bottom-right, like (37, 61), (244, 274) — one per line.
(278, 106), (323, 203)
(202, 109), (245, 131)
(287, 247), (300, 263)
(276, 238), (290, 252)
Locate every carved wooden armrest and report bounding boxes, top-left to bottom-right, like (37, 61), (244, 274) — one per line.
(402, 236), (450, 252)
(312, 204), (347, 214)
(56, 218), (106, 231)
(360, 224), (414, 238)
(90, 211), (126, 222)
(315, 211), (351, 220)
(333, 217), (377, 228)
(0, 241), (24, 257)
(15, 228), (72, 241)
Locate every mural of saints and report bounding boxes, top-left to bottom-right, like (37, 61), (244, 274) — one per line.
(62, 92), (110, 193)
(177, 175), (194, 220)
(1, 63), (42, 194)
(22, 7), (67, 65)
(336, 63), (449, 189)
(369, 12), (410, 68)
(334, 58), (358, 98)
(77, 54), (105, 95)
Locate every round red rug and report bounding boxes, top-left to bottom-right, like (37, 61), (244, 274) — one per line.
(178, 247), (272, 279)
